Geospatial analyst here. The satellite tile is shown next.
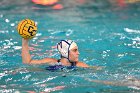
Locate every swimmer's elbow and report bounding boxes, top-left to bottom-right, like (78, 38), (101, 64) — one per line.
(22, 61), (28, 64)
(22, 59), (32, 64)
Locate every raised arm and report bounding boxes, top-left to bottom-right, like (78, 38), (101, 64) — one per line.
(22, 38), (57, 64)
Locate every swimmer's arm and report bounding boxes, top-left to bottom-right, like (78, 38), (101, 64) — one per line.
(22, 38), (57, 64)
(77, 62), (104, 69)
(77, 62), (90, 68)
(27, 58), (57, 65)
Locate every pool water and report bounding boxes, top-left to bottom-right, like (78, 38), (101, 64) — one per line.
(0, 0), (140, 92)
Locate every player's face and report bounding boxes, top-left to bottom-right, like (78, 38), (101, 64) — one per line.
(69, 46), (79, 62)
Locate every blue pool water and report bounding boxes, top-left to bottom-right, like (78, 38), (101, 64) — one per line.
(0, 0), (140, 92)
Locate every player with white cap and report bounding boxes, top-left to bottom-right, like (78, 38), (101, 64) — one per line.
(22, 39), (89, 70)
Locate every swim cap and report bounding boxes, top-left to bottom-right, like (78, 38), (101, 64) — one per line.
(57, 40), (77, 59)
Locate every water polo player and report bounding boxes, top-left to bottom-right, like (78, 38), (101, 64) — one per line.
(22, 39), (89, 70)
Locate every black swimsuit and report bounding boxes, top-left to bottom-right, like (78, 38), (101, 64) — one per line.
(45, 59), (77, 71)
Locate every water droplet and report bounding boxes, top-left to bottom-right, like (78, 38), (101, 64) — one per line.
(5, 19), (10, 23)
(13, 46), (22, 50)
(35, 22), (38, 25)
(10, 23), (15, 27)
(36, 33), (42, 36)
(12, 30), (14, 33)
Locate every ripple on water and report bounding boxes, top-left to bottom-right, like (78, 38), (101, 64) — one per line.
(12, 46), (22, 50)
(0, 30), (9, 34)
(66, 29), (73, 36)
(124, 28), (140, 34)
(124, 37), (140, 49)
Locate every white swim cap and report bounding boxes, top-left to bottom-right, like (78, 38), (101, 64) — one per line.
(57, 40), (77, 59)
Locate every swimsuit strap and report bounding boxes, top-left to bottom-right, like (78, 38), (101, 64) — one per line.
(57, 59), (61, 62)
(70, 62), (77, 67)
(57, 59), (62, 65)
(57, 59), (77, 67)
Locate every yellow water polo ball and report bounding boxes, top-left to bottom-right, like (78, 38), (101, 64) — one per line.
(17, 19), (37, 39)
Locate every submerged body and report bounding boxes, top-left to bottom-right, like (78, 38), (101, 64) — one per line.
(45, 59), (77, 71)
(86, 77), (140, 88)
